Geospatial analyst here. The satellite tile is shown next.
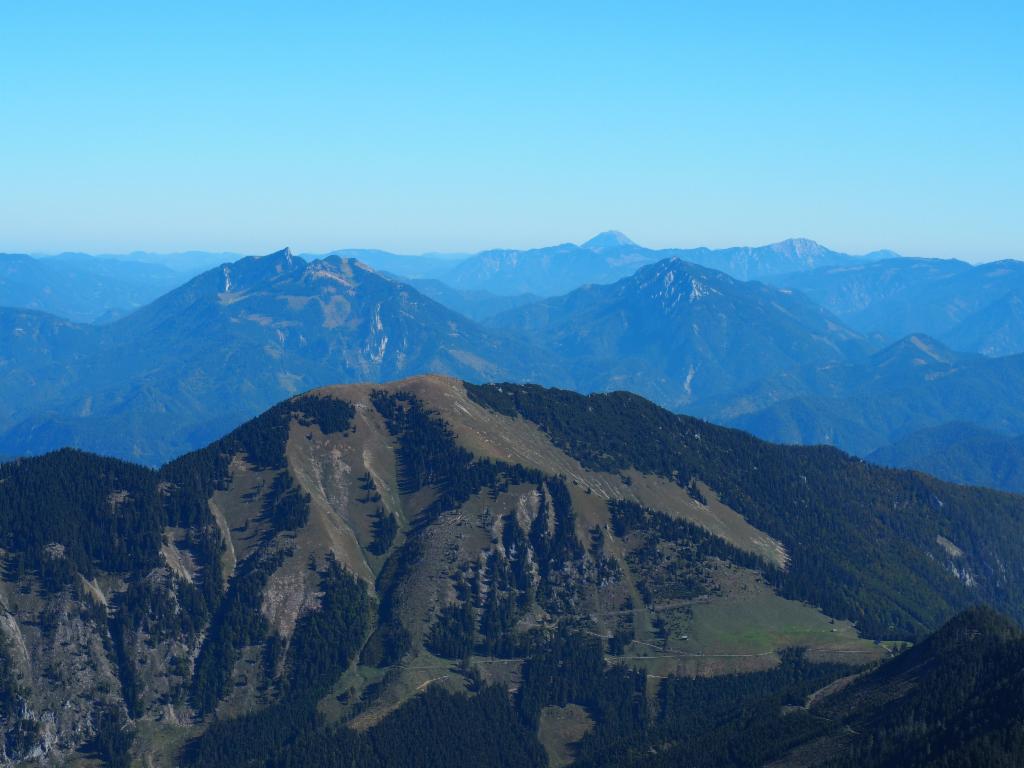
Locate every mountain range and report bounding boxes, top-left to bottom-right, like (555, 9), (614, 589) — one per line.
(772, 257), (1024, 355)
(429, 232), (888, 297)
(715, 335), (1024, 457)
(386, 277), (541, 322)
(5, 240), (1024, 499)
(0, 245), (889, 465)
(0, 252), (192, 323)
(867, 423), (1024, 494)
(3, 377), (1024, 765)
(3, 233), (883, 323)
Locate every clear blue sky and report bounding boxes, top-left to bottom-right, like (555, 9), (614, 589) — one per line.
(2, 1), (1021, 260)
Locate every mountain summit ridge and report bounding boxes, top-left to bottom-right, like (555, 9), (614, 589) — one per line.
(581, 230), (638, 250)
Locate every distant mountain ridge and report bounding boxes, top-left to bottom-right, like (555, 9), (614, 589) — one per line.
(314, 248), (463, 281)
(773, 257), (1024, 355)
(943, 291), (1024, 357)
(8, 233), (893, 313)
(868, 423), (1024, 494)
(713, 334), (1024, 457)
(0, 251), (191, 322)
(396, 277), (541, 321)
(437, 232), (887, 296)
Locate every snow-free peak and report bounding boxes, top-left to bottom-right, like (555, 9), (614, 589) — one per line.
(581, 230), (638, 250)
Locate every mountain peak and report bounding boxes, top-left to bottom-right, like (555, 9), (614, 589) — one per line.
(646, 256), (723, 281)
(872, 334), (962, 368)
(239, 246), (300, 272)
(310, 254), (381, 282)
(236, 247), (298, 273)
(319, 253), (369, 268)
(863, 248), (902, 260)
(630, 258), (730, 308)
(582, 230), (637, 250)
(261, 247), (293, 260)
(771, 237), (826, 254)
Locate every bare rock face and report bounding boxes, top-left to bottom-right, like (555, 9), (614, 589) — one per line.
(0, 586), (124, 764)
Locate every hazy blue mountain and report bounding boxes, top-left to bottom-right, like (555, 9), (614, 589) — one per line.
(868, 423), (1024, 494)
(579, 229), (638, 249)
(0, 308), (98, 436)
(489, 257), (869, 410)
(718, 335), (1024, 456)
(773, 257), (1024, 353)
(0, 252), (191, 322)
(440, 232), (882, 296)
(6, 243), (1022, 496)
(398, 277), (540, 321)
(86, 249), (247, 272)
(0, 249), (559, 464)
(11, 235), (886, 319)
(315, 248), (465, 280)
(770, 257), (973, 330)
(942, 291), (1024, 357)
(440, 237), (653, 296)
(1, 234), (898, 326)
(660, 236), (882, 281)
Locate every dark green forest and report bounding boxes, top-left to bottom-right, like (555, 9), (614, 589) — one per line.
(468, 382), (1024, 639)
(182, 608), (1024, 768)
(3, 384), (1024, 766)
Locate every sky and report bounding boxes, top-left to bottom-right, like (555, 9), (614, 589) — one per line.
(1, 1), (1022, 261)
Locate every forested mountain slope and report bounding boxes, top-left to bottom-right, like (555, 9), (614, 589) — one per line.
(868, 423), (1024, 495)
(572, 606), (1024, 768)
(2, 377), (1024, 765)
